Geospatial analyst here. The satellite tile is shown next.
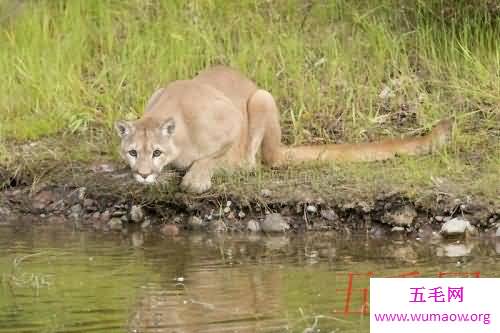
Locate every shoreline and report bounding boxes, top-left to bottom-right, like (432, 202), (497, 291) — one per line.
(1, 164), (498, 237)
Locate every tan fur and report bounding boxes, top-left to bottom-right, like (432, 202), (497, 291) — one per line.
(115, 66), (452, 193)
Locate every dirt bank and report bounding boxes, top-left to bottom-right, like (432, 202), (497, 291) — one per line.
(1, 163), (498, 237)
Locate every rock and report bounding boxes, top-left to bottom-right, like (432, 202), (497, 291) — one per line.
(260, 189), (272, 197)
(112, 210), (127, 217)
(320, 209), (338, 221)
(130, 205), (144, 223)
(100, 210), (111, 223)
(417, 224), (434, 238)
(69, 204), (82, 219)
(383, 206), (417, 226)
(359, 201), (372, 213)
(71, 204), (82, 215)
(370, 224), (388, 238)
(210, 219), (227, 233)
(436, 243), (474, 257)
(247, 219), (261, 232)
(306, 205), (317, 213)
(46, 215), (66, 224)
(391, 226), (405, 233)
(107, 217), (123, 230)
(141, 219), (151, 229)
(188, 216), (204, 230)
(77, 187), (86, 201)
(496, 227), (500, 238)
(32, 190), (58, 210)
(440, 217), (476, 237)
(223, 206), (231, 214)
(261, 213), (290, 233)
(434, 215), (445, 222)
(83, 198), (95, 209)
(161, 224), (179, 236)
(0, 206), (11, 216)
(237, 211), (245, 219)
(226, 201), (232, 208)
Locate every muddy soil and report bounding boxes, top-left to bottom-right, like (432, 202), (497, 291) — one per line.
(0, 165), (498, 237)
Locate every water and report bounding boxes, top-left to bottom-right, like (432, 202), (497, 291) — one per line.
(0, 223), (498, 333)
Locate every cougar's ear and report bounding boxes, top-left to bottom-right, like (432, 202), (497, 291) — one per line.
(114, 120), (134, 138)
(160, 118), (175, 137)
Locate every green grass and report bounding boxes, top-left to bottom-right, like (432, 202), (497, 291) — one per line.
(0, 0), (498, 200)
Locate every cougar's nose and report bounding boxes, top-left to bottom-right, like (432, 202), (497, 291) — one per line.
(137, 172), (150, 179)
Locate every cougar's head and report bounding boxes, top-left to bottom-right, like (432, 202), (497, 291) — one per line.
(114, 118), (179, 184)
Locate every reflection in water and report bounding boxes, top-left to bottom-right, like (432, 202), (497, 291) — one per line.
(0, 224), (498, 333)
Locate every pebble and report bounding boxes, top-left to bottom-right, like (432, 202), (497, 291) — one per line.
(210, 219), (227, 233)
(188, 216), (204, 230)
(112, 210), (127, 217)
(69, 204), (82, 219)
(46, 215), (66, 224)
(77, 187), (86, 201)
(83, 198), (95, 209)
(434, 215), (444, 222)
(130, 205), (144, 223)
(320, 209), (338, 221)
(32, 190), (58, 210)
(440, 217), (476, 237)
(0, 207), (11, 216)
(261, 213), (290, 233)
(71, 204), (82, 214)
(107, 217), (123, 230)
(247, 219), (261, 232)
(238, 211), (246, 219)
(141, 219), (151, 229)
(100, 210), (111, 223)
(383, 206), (417, 226)
(306, 205), (318, 213)
(223, 206), (231, 214)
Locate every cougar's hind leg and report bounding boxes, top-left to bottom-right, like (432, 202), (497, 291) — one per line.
(246, 89), (284, 167)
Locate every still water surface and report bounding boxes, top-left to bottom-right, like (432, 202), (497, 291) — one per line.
(0, 223), (498, 333)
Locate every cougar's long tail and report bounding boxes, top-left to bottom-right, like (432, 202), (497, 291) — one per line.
(272, 119), (452, 165)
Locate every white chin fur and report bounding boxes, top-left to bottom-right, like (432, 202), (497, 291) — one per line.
(134, 174), (157, 184)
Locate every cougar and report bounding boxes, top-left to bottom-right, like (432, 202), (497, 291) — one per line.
(115, 66), (451, 193)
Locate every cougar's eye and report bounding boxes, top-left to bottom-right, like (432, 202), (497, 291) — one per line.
(128, 150), (137, 157)
(152, 149), (162, 158)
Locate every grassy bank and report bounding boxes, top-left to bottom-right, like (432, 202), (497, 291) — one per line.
(0, 0), (498, 202)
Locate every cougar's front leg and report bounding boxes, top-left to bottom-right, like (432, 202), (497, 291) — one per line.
(180, 157), (216, 194)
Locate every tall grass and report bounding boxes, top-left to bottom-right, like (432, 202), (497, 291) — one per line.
(0, 0), (498, 191)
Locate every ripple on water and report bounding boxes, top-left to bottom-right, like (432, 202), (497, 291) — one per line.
(0, 224), (498, 333)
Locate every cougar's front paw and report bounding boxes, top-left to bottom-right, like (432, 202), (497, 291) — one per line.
(180, 171), (212, 194)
